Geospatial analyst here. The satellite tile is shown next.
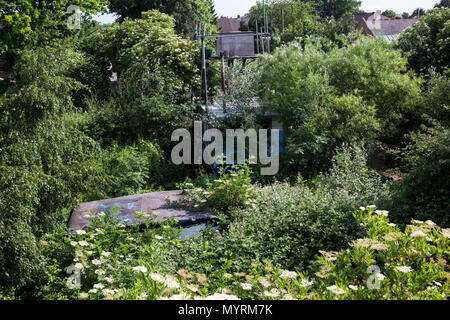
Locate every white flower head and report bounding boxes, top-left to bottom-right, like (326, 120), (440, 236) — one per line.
(78, 240), (89, 247)
(102, 288), (116, 296)
(348, 285), (358, 291)
(240, 283), (252, 290)
(375, 210), (389, 217)
(76, 230), (86, 236)
(149, 273), (165, 283)
(164, 276), (180, 289)
(279, 270), (298, 279)
(300, 279), (313, 287)
(410, 231), (427, 238)
(326, 285), (346, 295)
(202, 293), (239, 300)
(95, 269), (105, 276)
(395, 266), (412, 273)
(74, 263), (84, 270)
(264, 288), (280, 298)
(132, 266), (148, 273)
(93, 283), (105, 289)
(91, 259), (102, 266)
(101, 251), (111, 257)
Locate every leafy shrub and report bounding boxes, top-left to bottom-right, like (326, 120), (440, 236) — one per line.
(397, 8), (450, 75)
(176, 164), (255, 215)
(423, 70), (450, 127)
(387, 124), (450, 227)
(313, 144), (389, 205)
(35, 206), (449, 300)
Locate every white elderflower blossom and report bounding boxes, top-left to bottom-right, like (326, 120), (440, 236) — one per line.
(91, 259), (102, 266)
(132, 266), (148, 273)
(75, 230), (86, 236)
(95, 269), (105, 276)
(300, 279), (313, 287)
(375, 210), (389, 217)
(410, 231), (427, 238)
(441, 229), (450, 239)
(93, 283), (105, 289)
(149, 273), (165, 283)
(280, 270), (298, 279)
(264, 288), (280, 298)
(257, 277), (271, 288)
(387, 223), (396, 227)
(102, 289), (117, 296)
(104, 277), (114, 284)
(240, 283), (252, 290)
(326, 285), (346, 295)
(201, 293), (239, 300)
(101, 251), (111, 257)
(74, 263), (84, 270)
(164, 276), (180, 289)
(78, 240), (89, 247)
(348, 285), (358, 291)
(395, 266), (413, 273)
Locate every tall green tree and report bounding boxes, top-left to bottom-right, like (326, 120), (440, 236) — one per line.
(312, 0), (361, 19)
(382, 10), (396, 18)
(108, 0), (217, 36)
(0, 0), (108, 65)
(435, 0), (450, 8)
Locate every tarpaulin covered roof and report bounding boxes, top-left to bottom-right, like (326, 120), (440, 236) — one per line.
(67, 190), (218, 233)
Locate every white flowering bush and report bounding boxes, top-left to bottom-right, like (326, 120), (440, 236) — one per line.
(38, 207), (182, 300)
(29, 202), (450, 300)
(302, 207), (449, 300)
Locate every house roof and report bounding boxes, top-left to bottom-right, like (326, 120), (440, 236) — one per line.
(218, 16), (250, 33)
(362, 18), (419, 37)
(343, 12), (390, 25)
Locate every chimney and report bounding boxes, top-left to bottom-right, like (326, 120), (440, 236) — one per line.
(374, 10), (382, 20)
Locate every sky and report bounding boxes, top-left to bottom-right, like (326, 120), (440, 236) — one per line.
(94, 0), (440, 24)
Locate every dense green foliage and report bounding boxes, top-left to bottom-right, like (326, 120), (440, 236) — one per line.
(0, 0), (108, 64)
(0, 0), (449, 301)
(108, 0), (217, 36)
(242, 1), (356, 47)
(258, 37), (421, 176)
(397, 8), (450, 75)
